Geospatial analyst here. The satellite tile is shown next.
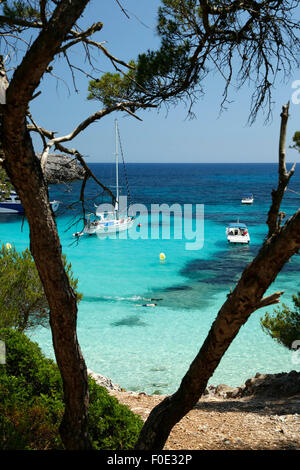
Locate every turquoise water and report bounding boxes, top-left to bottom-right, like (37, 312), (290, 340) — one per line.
(2, 163), (300, 394)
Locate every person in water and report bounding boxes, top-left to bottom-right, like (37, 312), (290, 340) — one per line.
(142, 298), (163, 302)
(136, 303), (157, 307)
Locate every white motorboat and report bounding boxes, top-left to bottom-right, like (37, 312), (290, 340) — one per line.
(226, 222), (250, 244)
(74, 119), (135, 237)
(241, 193), (254, 204)
(0, 190), (60, 214)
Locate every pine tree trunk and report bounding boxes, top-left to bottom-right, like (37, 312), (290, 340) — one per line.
(2, 128), (92, 449)
(0, 0), (92, 450)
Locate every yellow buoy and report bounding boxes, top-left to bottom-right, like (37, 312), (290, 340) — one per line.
(159, 252), (166, 261)
(5, 243), (12, 250)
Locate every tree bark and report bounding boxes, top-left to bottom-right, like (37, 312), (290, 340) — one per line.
(1, 1), (93, 450)
(266, 102), (296, 238)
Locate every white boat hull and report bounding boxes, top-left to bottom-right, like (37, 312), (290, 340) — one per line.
(226, 224), (250, 244)
(0, 197), (60, 214)
(241, 199), (253, 205)
(0, 205), (23, 214)
(227, 234), (250, 244)
(83, 217), (135, 236)
(96, 219), (135, 235)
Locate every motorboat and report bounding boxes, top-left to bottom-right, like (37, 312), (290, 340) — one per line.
(226, 222), (250, 244)
(0, 190), (60, 214)
(241, 193), (254, 204)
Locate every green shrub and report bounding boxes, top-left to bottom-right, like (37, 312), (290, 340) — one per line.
(88, 378), (143, 450)
(0, 329), (64, 449)
(0, 328), (143, 450)
(0, 328), (62, 397)
(0, 244), (82, 332)
(0, 402), (63, 450)
(260, 292), (300, 349)
(0, 412), (27, 450)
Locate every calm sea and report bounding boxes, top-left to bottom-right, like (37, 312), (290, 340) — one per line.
(2, 163), (300, 394)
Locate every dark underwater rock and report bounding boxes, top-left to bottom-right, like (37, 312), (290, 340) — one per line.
(164, 285), (193, 292)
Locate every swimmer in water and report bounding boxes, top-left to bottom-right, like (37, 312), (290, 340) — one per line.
(136, 303), (157, 307)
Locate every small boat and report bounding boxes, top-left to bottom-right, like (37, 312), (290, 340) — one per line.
(0, 190), (60, 214)
(241, 193), (254, 204)
(226, 222), (250, 244)
(75, 119), (134, 238)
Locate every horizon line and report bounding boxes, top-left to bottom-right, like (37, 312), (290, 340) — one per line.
(86, 161), (297, 164)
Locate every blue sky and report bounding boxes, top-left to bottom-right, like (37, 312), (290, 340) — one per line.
(29, 0), (300, 164)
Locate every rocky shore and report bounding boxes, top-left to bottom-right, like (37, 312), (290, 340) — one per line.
(89, 370), (300, 450)
(38, 153), (85, 184)
(88, 369), (122, 392)
(88, 369), (300, 400)
(204, 370), (300, 400)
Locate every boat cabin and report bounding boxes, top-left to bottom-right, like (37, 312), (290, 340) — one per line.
(226, 222), (250, 244)
(241, 193), (254, 204)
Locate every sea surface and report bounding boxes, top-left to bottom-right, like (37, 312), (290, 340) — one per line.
(2, 163), (300, 395)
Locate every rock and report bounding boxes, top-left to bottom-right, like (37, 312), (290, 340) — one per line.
(87, 369), (122, 392)
(222, 437), (231, 445)
(203, 371), (300, 401)
(37, 153), (85, 184)
(226, 386), (244, 399)
(203, 385), (217, 396)
(215, 384), (235, 398)
(204, 383), (241, 399)
(198, 425), (207, 432)
(240, 370), (300, 399)
(234, 438), (244, 446)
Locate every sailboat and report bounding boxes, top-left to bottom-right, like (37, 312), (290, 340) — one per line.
(75, 120), (134, 237)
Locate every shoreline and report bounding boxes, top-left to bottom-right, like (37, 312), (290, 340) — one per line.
(88, 369), (300, 400)
(88, 369), (300, 451)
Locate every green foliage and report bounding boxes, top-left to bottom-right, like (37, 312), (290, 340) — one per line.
(88, 379), (143, 450)
(157, 0), (202, 37)
(135, 40), (192, 95)
(0, 244), (82, 332)
(87, 3), (195, 108)
(1, 1), (39, 21)
(88, 60), (137, 107)
(292, 131), (300, 151)
(0, 329), (143, 450)
(260, 293), (300, 349)
(87, 0), (299, 117)
(87, 40), (192, 107)
(0, 328), (62, 397)
(0, 328), (64, 450)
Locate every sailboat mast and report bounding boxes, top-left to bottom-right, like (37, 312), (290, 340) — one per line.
(115, 119), (119, 215)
